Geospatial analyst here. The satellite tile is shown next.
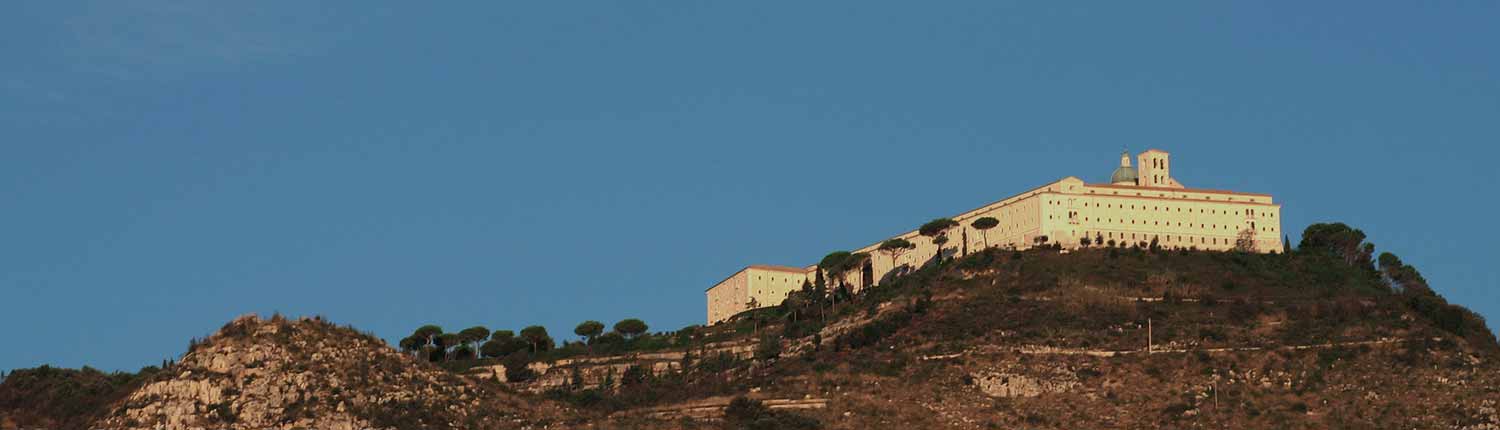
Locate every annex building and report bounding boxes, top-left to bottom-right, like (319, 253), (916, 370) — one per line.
(706, 149), (1284, 324)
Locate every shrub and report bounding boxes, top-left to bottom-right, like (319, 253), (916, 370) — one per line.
(839, 310), (914, 350)
(755, 336), (782, 361)
(620, 365), (649, 387)
(724, 396), (822, 430)
(501, 352), (536, 383)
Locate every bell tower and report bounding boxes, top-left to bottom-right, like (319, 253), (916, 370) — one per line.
(1136, 149), (1182, 188)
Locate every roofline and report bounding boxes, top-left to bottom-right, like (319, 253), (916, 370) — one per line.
(747, 264), (811, 274)
(705, 265), (810, 292)
(705, 268), (749, 292)
(1059, 190), (1282, 207)
(841, 178), (1072, 253)
(1083, 183), (1273, 198)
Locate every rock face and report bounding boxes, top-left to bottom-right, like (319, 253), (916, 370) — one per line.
(466, 339), (757, 392)
(971, 370), (1079, 398)
(93, 315), (539, 430)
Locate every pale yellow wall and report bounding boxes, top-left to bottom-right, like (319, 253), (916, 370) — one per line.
(829, 183), (1055, 297)
(747, 267), (808, 311)
(705, 270), (747, 325)
(1039, 182), (1283, 252)
(705, 150), (1285, 324)
(705, 266), (813, 325)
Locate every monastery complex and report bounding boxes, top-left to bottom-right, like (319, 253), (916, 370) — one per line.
(706, 149), (1284, 324)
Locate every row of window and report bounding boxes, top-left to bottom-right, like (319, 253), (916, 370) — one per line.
(1086, 189), (1263, 203)
(1076, 201), (1273, 217)
(1071, 217), (1276, 233)
(1085, 231), (1241, 246)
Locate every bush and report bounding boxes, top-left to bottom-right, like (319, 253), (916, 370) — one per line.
(839, 310), (914, 350)
(724, 396), (822, 430)
(501, 352), (536, 383)
(620, 365), (649, 387)
(755, 336), (782, 361)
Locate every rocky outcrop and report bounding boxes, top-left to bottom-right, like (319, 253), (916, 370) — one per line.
(970, 370), (1079, 398)
(468, 338), (758, 392)
(93, 314), (542, 430)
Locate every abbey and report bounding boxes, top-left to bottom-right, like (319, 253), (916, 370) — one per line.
(706, 149), (1283, 324)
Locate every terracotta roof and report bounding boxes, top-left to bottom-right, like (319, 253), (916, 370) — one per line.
(747, 264), (811, 274)
(706, 264), (810, 292)
(1069, 191), (1281, 208)
(1083, 183), (1272, 198)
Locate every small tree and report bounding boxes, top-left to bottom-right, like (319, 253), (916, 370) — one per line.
(398, 335), (422, 357)
(438, 333), (461, 361)
(877, 238), (915, 277)
(919, 217), (959, 237)
(755, 335), (782, 360)
(1095, 232), (1104, 247)
(1149, 236), (1160, 252)
(520, 326), (551, 354)
(970, 217), (999, 249)
(413, 325), (443, 349)
(1299, 223), (1373, 267)
(614, 318), (649, 339)
(574, 321), (604, 344)
(819, 251), (851, 289)
(782, 292), (807, 323)
(920, 218), (959, 262)
(819, 251), (851, 309)
(458, 326), (490, 357)
(479, 339), (507, 358)
(745, 297), (762, 333)
(932, 235), (949, 261)
(574, 320), (604, 355)
(491, 329), (515, 343)
(841, 252), (870, 288)
(1080, 237), (1092, 247)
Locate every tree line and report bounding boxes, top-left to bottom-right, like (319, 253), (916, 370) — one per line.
(397, 318), (664, 365)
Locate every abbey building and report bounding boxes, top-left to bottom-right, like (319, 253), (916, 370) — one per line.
(706, 149), (1283, 324)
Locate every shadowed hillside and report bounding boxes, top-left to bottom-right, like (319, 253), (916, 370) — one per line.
(508, 223), (1499, 429)
(4, 223), (1496, 429)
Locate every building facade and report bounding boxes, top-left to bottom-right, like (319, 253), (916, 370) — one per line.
(705, 265), (813, 325)
(705, 150), (1283, 325)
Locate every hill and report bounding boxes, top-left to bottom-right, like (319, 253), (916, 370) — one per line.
(495, 224), (1499, 429)
(0, 365), (156, 430)
(84, 314), (562, 430)
(4, 223), (1497, 429)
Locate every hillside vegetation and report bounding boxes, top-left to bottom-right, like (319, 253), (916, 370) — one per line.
(0, 365), (158, 430)
(534, 223), (1499, 429)
(3, 222), (1496, 429)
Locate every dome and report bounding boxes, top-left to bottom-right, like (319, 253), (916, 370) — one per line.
(1110, 165), (1138, 185)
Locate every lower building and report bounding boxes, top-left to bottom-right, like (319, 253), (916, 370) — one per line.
(705, 265), (811, 325)
(705, 149), (1283, 324)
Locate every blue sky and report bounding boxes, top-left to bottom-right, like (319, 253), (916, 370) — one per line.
(3, 2), (1496, 372)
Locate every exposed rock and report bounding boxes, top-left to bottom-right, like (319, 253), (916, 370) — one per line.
(971, 368), (1080, 398)
(92, 314), (544, 430)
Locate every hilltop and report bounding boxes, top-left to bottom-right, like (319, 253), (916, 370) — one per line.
(485, 223), (1500, 429)
(80, 314), (560, 430)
